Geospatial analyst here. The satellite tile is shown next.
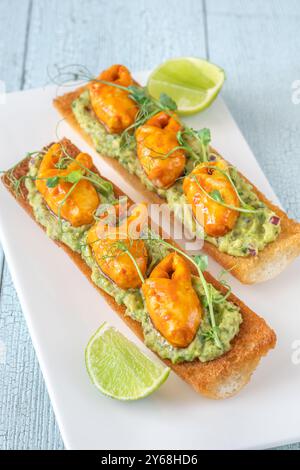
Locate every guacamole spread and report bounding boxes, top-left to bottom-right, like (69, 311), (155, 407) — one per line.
(72, 89), (280, 257)
(25, 154), (242, 363)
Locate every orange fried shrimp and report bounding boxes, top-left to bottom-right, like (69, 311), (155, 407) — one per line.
(135, 111), (186, 188)
(36, 144), (99, 227)
(89, 64), (138, 134)
(142, 252), (202, 348)
(183, 159), (240, 237)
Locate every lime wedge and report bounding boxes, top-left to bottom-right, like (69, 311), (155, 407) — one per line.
(147, 57), (225, 115)
(85, 323), (170, 400)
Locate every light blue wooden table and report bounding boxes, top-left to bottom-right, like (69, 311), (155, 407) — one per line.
(0, 0), (299, 450)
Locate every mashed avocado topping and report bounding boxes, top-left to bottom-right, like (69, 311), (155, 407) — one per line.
(72, 89), (280, 257)
(25, 153), (242, 363)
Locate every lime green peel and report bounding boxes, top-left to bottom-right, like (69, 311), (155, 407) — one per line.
(85, 323), (170, 400)
(147, 57), (225, 115)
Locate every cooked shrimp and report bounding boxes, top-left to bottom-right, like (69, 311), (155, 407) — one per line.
(36, 144), (99, 227)
(89, 64), (138, 134)
(183, 159), (240, 237)
(135, 111), (186, 188)
(142, 252), (202, 348)
(87, 204), (148, 289)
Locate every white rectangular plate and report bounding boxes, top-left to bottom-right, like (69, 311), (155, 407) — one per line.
(0, 72), (300, 450)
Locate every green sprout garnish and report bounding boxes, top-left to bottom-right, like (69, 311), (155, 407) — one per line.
(56, 180), (80, 232)
(209, 189), (224, 203)
(1, 151), (42, 198)
(44, 168), (113, 197)
(214, 268), (233, 303)
(87, 235), (145, 285)
(114, 240), (145, 285)
(158, 93), (177, 111)
(138, 125), (211, 164)
(191, 173), (258, 214)
(200, 163), (257, 210)
(119, 87), (177, 148)
(46, 175), (60, 188)
(177, 127), (211, 162)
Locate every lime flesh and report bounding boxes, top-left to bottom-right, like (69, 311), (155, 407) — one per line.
(147, 57), (225, 115)
(85, 323), (170, 400)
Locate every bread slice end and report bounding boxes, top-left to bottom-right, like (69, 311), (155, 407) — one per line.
(1, 142), (277, 399)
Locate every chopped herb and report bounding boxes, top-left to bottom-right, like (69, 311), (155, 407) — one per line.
(191, 174), (259, 214)
(159, 93), (177, 111)
(46, 175), (60, 188)
(193, 254), (208, 272)
(64, 170), (83, 184)
(210, 189), (224, 203)
(198, 128), (211, 146)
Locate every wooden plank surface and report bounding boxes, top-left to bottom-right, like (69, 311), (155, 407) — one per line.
(206, 0), (300, 220)
(0, 0), (30, 278)
(0, 0), (206, 451)
(0, 0), (64, 450)
(24, 0), (206, 88)
(205, 1), (300, 450)
(0, 0), (299, 450)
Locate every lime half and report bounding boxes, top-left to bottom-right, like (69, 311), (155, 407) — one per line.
(147, 57), (225, 115)
(85, 323), (170, 400)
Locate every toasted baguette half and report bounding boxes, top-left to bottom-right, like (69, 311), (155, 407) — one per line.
(1, 138), (276, 399)
(54, 87), (300, 284)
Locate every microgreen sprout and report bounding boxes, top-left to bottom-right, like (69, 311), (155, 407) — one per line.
(115, 240), (145, 284)
(214, 268), (233, 304)
(56, 180), (80, 232)
(191, 173), (258, 214)
(177, 127), (211, 162)
(200, 163), (257, 210)
(1, 152), (41, 198)
(209, 189), (224, 203)
(120, 88), (177, 148)
(46, 168), (113, 196)
(198, 128), (211, 162)
(141, 126), (212, 164)
(88, 235), (145, 285)
(46, 175), (60, 188)
(137, 130), (203, 164)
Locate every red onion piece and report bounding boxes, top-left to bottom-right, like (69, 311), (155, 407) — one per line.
(248, 247), (257, 256)
(270, 215), (280, 225)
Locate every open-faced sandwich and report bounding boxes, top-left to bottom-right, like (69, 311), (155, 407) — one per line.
(2, 138), (276, 398)
(53, 64), (300, 284)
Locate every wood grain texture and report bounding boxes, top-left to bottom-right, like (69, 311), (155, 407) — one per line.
(0, 0), (64, 451)
(0, 0), (31, 293)
(24, 0), (206, 89)
(0, 0), (299, 450)
(206, 0), (300, 220)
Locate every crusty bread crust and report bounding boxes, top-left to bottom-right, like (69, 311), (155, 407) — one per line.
(53, 87), (300, 284)
(1, 138), (276, 399)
